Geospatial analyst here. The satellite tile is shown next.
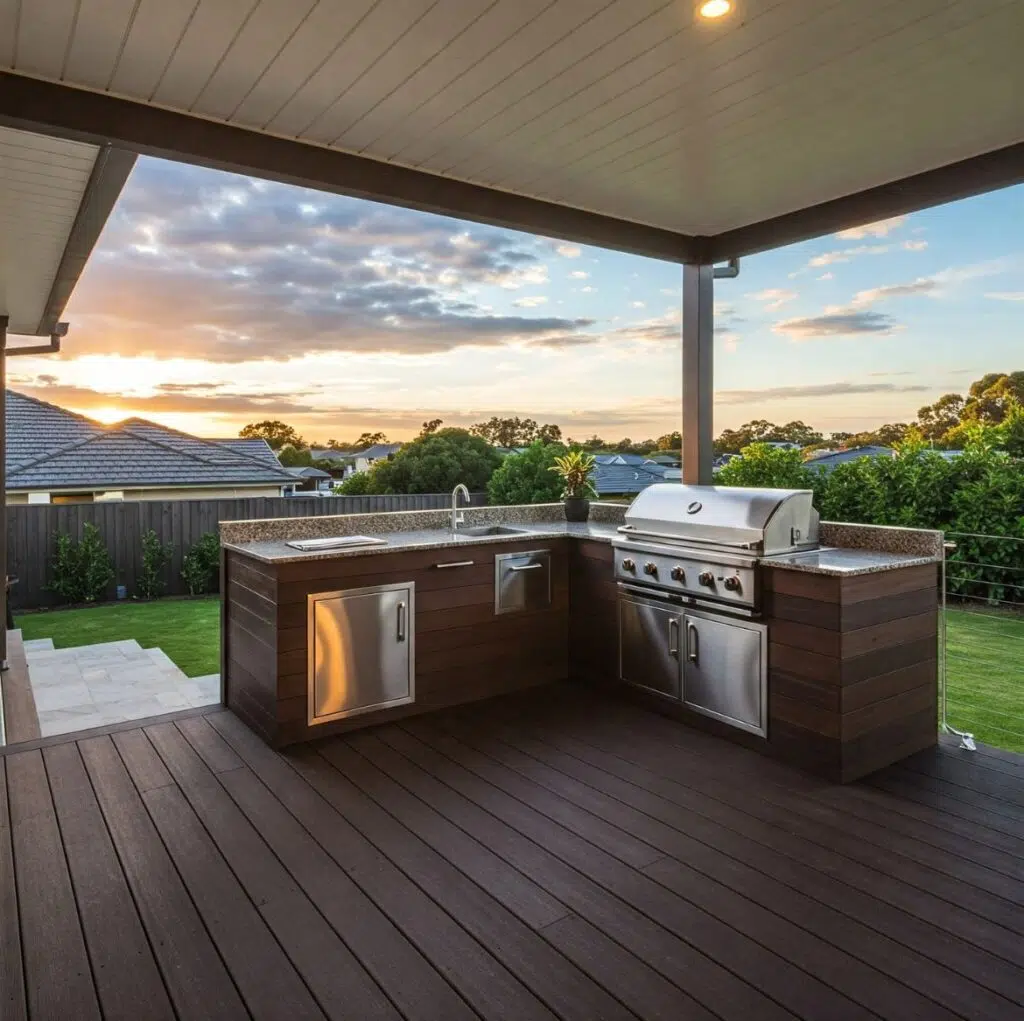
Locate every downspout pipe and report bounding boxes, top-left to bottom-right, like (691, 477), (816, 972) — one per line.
(713, 257), (740, 279)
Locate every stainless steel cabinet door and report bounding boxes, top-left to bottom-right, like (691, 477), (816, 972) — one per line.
(308, 582), (414, 725)
(618, 592), (682, 700)
(682, 610), (766, 736)
(495, 550), (551, 614)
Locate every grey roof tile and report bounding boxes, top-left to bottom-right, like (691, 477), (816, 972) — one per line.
(5, 389), (295, 490)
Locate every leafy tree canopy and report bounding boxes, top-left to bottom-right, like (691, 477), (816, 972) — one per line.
(487, 442), (567, 505)
(240, 420), (304, 450)
(352, 428), (501, 494)
(471, 416), (562, 447)
(714, 443), (818, 490)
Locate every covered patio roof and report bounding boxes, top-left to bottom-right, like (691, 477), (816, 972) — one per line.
(0, 124), (135, 338)
(0, 1), (1021, 262)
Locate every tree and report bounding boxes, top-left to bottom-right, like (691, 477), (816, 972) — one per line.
(916, 393), (965, 441)
(420, 418), (444, 436)
(356, 428), (501, 494)
(470, 416), (561, 447)
(353, 431), (388, 449)
(487, 442), (567, 505)
(240, 420), (304, 450)
(961, 372), (1024, 426)
(276, 444), (314, 467)
(656, 431), (682, 450)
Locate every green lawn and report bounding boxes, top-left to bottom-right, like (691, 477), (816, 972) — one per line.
(15, 597), (221, 678)
(945, 608), (1024, 753)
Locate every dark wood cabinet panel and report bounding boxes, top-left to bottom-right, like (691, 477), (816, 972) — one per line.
(225, 541), (569, 747)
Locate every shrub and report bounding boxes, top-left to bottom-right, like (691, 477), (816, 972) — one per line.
(49, 523), (115, 603)
(181, 532), (222, 595)
(335, 470), (372, 494)
(487, 442), (567, 504)
(716, 443), (818, 491)
(138, 529), (174, 599)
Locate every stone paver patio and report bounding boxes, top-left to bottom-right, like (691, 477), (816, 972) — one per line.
(23, 636), (220, 737)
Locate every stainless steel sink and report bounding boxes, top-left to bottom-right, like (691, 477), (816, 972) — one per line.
(455, 524), (530, 537)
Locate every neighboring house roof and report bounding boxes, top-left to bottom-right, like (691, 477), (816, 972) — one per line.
(309, 448), (354, 461)
(360, 443), (402, 459)
(284, 466), (333, 479)
(4, 390), (295, 491)
(806, 445), (894, 470)
(646, 452), (681, 466)
(592, 462), (667, 496)
(214, 437), (282, 467)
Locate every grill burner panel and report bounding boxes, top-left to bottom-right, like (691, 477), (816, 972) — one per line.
(613, 484), (819, 613)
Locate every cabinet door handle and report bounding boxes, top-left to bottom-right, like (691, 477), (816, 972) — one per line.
(510, 563), (544, 572)
(668, 618), (679, 658)
(686, 621), (698, 664)
(396, 601), (407, 642)
(435, 560), (475, 569)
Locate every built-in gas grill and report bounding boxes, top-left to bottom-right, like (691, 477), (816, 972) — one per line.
(613, 484), (819, 737)
(614, 484), (819, 614)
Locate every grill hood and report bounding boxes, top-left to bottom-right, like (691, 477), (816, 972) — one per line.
(620, 484), (819, 556)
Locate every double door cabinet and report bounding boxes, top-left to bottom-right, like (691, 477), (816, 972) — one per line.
(618, 588), (768, 737)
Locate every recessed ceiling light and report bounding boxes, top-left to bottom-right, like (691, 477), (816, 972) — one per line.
(698, 0), (733, 18)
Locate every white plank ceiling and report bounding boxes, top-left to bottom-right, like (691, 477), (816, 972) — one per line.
(0, 124), (101, 336)
(1, 0), (1022, 235)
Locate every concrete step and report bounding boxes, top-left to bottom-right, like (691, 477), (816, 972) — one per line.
(25, 638), (146, 663)
(22, 637), (55, 652)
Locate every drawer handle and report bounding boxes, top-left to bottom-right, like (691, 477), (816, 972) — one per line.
(509, 563), (544, 572)
(668, 618), (679, 658)
(396, 601), (407, 642)
(686, 621), (698, 664)
(435, 560), (475, 569)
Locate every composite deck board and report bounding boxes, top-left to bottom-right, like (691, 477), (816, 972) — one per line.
(42, 742), (175, 1021)
(0, 692), (1021, 1021)
(520, 692), (1024, 950)
(428, 711), (1018, 1021)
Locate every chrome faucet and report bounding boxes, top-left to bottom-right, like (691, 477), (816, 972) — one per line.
(451, 484), (470, 532)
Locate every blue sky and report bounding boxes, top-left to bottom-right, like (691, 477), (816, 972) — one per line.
(9, 156), (1022, 442)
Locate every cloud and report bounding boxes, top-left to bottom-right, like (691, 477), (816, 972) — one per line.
(580, 286), (596, 293)
(569, 270), (589, 279)
(817, 272), (833, 281)
(512, 296), (548, 307)
(773, 310), (900, 340)
(63, 158), (596, 362)
(835, 215), (907, 239)
(556, 244), (581, 258)
(808, 244), (890, 267)
(985, 291), (1024, 301)
(851, 278), (939, 305)
(749, 288), (797, 310)
(902, 240), (928, 251)
(716, 381), (929, 404)
(631, 301), (646, 309)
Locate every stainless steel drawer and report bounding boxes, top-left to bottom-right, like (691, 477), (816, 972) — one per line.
(308, 581), (414, 725)
(494, 550), (551, 614)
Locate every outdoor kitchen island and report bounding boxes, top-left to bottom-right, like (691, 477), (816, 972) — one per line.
(220, 496), (944, 782)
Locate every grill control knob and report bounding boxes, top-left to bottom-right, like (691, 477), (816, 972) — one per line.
(670, 566), (685, 581)
(698, 571), (715, 587)
(621, 558), (635, 572)
(643, 561), (658, 576)
(723, 575), (741, 592)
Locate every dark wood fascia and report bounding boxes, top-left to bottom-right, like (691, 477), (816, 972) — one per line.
(708, 140), (1024, 260)
(0, 72), (703, 264)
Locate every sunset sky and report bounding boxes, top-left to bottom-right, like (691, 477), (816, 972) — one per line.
(8, 156), (1023, 443)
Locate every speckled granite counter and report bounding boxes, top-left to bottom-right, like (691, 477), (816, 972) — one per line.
(222, 504), (943, 576)
(224, 520), (621, 564)
(763, 546), (939, 576)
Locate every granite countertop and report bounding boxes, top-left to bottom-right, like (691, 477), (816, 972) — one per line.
(225, 520), (621, 564)
(763, 546), (940, 576)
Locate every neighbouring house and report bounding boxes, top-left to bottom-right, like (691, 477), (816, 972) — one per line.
(762, 440), (803, 452)
(283, 466), (334, 493)
(310, 442), (402, 477)
(805, 445), (895, 472)
(4, 390), (297, 503)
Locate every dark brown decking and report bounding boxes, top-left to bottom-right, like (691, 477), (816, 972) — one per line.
(1, 686), (1022, 1021)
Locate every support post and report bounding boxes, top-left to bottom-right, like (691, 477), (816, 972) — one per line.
(1, 315), (7, 670)
(682, 264), (714, 485)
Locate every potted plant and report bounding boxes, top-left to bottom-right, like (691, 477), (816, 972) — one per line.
(549, 449), (597, 522)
